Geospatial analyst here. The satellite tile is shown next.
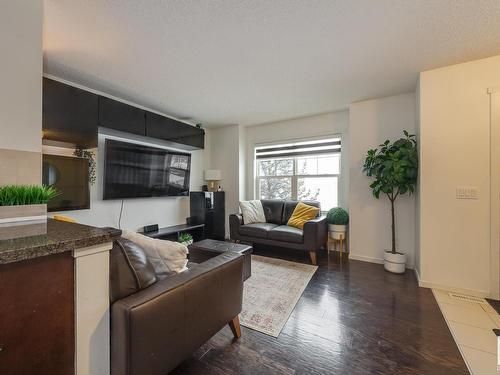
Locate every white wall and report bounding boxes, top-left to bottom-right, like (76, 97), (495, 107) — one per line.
(244, 111), (350, 208)
(415, 79), (421, 277)
(47, 132), (209, 231)
(349, 93), (416, 267)
(238, 125), (247, 201)
(418, 55), (500, 296)
(0, 1), (42, 153)
(209, 125), (241, 236)
(0, 1), (43, 185)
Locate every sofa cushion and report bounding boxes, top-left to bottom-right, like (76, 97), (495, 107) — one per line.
(261, 199), (285, 224)
(122, 230), (188, 275)
(269, 225), (304, 243)
(283, 200), (320, 224)
(110, 238), (157, 303)
(239, 223), (278, 239)
(239, 200), (266, 224)
(287, 202), (321, 229)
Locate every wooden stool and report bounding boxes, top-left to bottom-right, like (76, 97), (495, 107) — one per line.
(327, 233), (348, 262)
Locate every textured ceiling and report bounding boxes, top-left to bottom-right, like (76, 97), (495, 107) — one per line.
(43, 0), (500, 127)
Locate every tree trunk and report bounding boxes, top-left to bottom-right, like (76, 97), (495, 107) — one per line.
(390, 198), (396, 253)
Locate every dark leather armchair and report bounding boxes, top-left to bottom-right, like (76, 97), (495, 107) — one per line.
(230, 199), (327, 265)
(110, 238), (244, 375)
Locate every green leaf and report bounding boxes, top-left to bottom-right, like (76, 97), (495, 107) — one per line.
(363, 130), (418, 203)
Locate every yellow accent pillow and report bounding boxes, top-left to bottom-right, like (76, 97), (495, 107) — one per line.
(287, 202), (320, 229)
(52, 214), (77, 223)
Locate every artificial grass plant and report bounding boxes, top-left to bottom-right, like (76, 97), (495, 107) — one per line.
(0, 185), (58, 206)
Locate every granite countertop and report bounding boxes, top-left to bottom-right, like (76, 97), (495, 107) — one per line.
(0, 219), (122, 264)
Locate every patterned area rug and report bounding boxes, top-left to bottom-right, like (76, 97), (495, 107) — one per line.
(240, 255), (318, 337)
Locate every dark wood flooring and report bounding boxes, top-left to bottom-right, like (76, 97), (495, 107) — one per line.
(171, 248), (468, 375)
(486, 298), (500, 315)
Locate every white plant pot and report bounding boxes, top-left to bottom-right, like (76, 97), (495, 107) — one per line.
(0, 204), (47, 240)
(181, 239), (193, 246)
(329, 224), (347, 239)
(383, 251), (407, 273)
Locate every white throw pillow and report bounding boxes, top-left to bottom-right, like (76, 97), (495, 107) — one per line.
(239, 200), (266, 224)
(121, 230), (188, 275)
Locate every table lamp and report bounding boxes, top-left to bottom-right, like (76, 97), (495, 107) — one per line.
(205, 170), (222, 192)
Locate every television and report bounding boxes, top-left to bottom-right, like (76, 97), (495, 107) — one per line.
(42, 154), (90, 211)
(103, 139), (191, 200)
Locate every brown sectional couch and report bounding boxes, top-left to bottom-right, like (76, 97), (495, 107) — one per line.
(109, 238), (244, 375)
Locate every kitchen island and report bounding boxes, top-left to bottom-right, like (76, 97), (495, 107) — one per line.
(0, 219), (120, 375)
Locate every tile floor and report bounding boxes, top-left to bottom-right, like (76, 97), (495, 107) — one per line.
(433, 289), (500, 374)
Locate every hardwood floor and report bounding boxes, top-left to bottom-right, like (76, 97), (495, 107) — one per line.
(171, 247), (468, 374)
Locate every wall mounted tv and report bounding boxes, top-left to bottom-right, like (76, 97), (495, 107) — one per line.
(103, 139), (191, 200)
(42, 154), (90, 212)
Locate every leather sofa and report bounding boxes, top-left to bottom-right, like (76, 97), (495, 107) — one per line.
(229, 199), (327, 265)
(109, 238), (244, 375)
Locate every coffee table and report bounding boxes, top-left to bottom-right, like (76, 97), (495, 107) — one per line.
(188, 239), (253, 281)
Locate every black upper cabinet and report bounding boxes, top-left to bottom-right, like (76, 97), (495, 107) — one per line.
(43, 78), (98, 148)
(146, 112), (204, 149)
(43, 78), (204, 149)
(98, 96), (146, 136)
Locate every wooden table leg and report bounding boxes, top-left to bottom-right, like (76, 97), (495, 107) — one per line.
(340, 234), (343, 259)
(229, 316), (241, 339)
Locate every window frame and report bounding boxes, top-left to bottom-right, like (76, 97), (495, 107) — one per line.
(255, 150), (341, 211)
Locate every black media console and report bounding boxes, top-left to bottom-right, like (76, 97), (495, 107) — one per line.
(142, 223), (205, 242)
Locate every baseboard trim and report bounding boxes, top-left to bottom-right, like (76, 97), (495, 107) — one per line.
(348, 254), (384, 265)
(348, 253), (414, 269)
(419, 279), (489, 298)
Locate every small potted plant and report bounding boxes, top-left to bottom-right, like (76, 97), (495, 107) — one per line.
(179, 232), (193, 246)
(363, 131), (418, 273)
(327, 207), (349, 239)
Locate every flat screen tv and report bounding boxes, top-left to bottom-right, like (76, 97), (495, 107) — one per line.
(103, 139), (191, 200)
(42, 154), (90, 212)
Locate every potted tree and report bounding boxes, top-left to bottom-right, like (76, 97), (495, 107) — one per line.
(363, 131), (418, 273)
(326, 207), (349, 239)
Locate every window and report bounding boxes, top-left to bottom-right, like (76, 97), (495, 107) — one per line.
(255, 138), (341, 210)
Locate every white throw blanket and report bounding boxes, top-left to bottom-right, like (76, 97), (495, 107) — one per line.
(122, 230), (188, 274)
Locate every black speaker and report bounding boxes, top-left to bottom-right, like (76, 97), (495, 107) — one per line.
(143, 224), (159, 233)
(190, 191), (225, 240)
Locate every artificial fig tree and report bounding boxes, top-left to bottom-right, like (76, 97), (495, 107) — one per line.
(363, 131), (418, 254)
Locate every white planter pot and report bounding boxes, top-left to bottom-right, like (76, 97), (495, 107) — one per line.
(329, 224), (347, 239)
(383, 251), (407, 273)
(0, 204), (47, 240)
(181, 239), (193, 246)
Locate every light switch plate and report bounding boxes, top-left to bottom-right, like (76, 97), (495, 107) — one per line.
(456, 186), (479, 199)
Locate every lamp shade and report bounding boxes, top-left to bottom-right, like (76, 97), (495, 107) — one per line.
(205, 169), (222, 180)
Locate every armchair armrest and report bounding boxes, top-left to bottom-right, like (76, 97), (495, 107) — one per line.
(111, 252), (244, 375)
(303, 215), (328, 251)
(229, 213), (243, 239)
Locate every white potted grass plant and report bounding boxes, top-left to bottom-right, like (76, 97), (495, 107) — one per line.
(327, 207), (349, 239)
(0, 185), (58, 239)
(363, 131), (418, 273)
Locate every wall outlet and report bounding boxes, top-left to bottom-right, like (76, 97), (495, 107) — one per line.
(456, 186), (479, 199)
